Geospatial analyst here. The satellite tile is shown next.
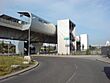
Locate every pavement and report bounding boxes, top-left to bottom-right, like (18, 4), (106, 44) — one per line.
(96, 56), (110, 64)
(0, 61), (39, 80)
(0, 55), (110, 83)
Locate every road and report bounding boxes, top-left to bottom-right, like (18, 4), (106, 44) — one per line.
(0, 56), (110, 83)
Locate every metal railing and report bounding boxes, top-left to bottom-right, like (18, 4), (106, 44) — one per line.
(0, 18), (23, 28)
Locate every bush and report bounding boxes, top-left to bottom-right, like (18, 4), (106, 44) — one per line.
(86, 49), (91, 55)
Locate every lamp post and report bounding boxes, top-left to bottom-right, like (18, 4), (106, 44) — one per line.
(28, 27), (30, 56)
(8, 42), (9, 56)
(24, 27), (31, 62)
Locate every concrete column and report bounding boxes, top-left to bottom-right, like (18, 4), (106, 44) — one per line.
(32, 43), (43, 54)
(16, 41), (24, 55)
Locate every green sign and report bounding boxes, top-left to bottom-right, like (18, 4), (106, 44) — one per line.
(64, 37), (69, 40)
(65, 44), (70, 47)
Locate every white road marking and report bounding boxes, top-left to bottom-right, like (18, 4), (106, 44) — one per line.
(66, 64), (78, 83)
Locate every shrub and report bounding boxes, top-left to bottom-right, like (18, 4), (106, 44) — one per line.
(86, 49), (91, 55)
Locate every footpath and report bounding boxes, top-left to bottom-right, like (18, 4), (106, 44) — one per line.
(96, 56), (110, 64)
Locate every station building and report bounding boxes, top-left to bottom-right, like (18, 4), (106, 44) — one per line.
(0, 11), (89, 55)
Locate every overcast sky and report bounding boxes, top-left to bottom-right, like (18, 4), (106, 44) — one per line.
(0, 0), (110, 45)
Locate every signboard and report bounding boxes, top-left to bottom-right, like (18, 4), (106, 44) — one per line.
(65, 44), (70, 47)
(64, 37), (69, 40)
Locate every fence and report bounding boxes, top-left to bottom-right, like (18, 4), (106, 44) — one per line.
(0, 18), (23, 28)
(101, 46), (110, 58)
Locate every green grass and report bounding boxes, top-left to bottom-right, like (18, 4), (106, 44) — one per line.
(0, 56), (32, 76)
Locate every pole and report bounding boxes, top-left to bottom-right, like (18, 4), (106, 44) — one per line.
(28, 27), (30, 56)
(8, 43), (9, 56)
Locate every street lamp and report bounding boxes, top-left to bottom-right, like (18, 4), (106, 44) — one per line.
(28, 27), (31, 56)
(8, 42), (9, 56)
(23, 27), (32, 62)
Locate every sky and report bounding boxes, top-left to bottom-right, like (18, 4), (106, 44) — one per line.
(0, 0), (110, 45)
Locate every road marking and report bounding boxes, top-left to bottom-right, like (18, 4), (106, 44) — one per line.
(66, 64), (78, 83)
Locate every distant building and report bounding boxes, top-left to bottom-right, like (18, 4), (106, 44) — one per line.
(80, 34), (89, 51)
(73, 34), (89, 51)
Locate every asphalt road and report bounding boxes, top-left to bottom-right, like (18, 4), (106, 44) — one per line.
(0, 56), (110, 83)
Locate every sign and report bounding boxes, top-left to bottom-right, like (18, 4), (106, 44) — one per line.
(64, 37), (69, 40)
(65, 44), (70, 47)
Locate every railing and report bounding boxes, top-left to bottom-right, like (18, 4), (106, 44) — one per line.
(0, 18), (23, 28)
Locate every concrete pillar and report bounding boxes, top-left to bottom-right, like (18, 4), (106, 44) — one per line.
(16, 41), (24, 55)
(32, 43), (43, 54)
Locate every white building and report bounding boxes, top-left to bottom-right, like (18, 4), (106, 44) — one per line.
(57, 19), (75, 55)
(80, 34), (88, 51)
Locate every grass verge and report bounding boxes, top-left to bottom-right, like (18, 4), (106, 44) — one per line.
(0, 56), (34, 76)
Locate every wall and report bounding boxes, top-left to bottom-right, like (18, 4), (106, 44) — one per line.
(101, 46), (110, 57)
